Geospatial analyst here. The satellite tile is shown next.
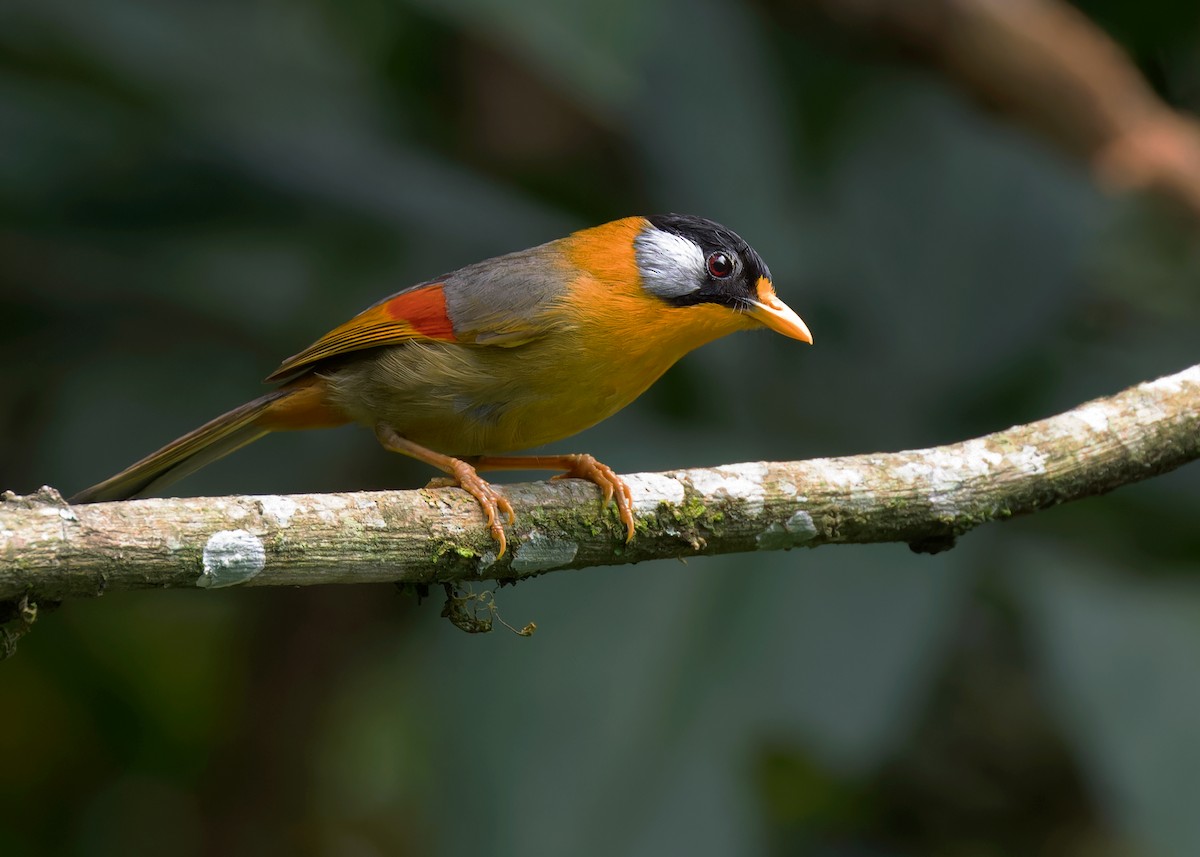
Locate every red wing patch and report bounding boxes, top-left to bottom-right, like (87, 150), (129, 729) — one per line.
(265, 284), (457, 382)
(381, 284), (455, 339)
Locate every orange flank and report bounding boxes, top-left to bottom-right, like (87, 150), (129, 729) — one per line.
(256, 376), (350, 432)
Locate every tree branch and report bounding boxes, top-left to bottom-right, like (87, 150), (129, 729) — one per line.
(3, 363), (1198, 602)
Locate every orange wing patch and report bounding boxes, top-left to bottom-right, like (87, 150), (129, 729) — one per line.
(266, 284), (456, 382)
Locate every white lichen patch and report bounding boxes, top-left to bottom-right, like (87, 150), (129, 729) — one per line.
(510, 529), (578, 574)
(722, 461), (769, 481)
(890, 459), (934, 484)
(819, 463), (866, 488)
(756, 508), (819, 551)
(944, 440), (1004, 475)
(476, 550), (498, 572)
(199, 529), (266, 588)
(353, 496), (388, 529)
(756, 524), (791, 550)
(312, 495), (348, 523)
(210, 500), (250, 521)
(686, 463), (768, 516)
(258, 495), (298, 527)
(624, 472), (686, 513)
(891, 442), (995, 498)
(1008, 445), (1048, 474)
(889, 439), (1048, 512)
(1070, 404), (1110, 434)
(786, 510), (818, 539)
(1141, 365), (1200, 394)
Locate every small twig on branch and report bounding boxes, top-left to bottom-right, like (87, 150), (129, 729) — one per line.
(2, 363), (1198, 603)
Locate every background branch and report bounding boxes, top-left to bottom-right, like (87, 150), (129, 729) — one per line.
(800, 0), (1200, 221)
(4, 363), (1198, 603)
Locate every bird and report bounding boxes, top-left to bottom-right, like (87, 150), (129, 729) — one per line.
(71, 214), (812, 556)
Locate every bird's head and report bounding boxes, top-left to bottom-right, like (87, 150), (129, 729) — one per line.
(633, 214), (812, 344)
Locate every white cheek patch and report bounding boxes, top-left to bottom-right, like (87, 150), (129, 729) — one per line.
(634, 228), (705, 298)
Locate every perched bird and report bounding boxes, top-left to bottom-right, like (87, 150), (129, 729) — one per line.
(71, 214), (812, 554)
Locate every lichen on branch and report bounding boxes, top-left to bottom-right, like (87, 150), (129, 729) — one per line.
(2, 363), (1198, 604)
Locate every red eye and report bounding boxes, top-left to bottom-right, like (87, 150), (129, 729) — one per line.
(707, 251), (734, 278)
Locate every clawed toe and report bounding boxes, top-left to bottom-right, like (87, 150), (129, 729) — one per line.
(374, 424), (516, 556)
(451, 462), (514, 557)
(458, 451), (638, 550)
(557, 454), (636, 543)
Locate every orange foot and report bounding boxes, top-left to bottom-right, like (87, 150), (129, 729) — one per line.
(375, 423), (517, 557)
(475, 453), (636, 544)
(376, 425), (635, 557)
(551, 454), (635, 543)
(448, 459), (516, 558)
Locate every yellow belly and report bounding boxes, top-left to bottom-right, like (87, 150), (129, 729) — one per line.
(325, 337), (670, 455)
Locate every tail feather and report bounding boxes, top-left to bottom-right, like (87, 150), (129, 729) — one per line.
(70, 391), (294, 504)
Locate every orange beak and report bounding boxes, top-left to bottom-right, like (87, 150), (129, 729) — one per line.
(746, 277), (813, 344)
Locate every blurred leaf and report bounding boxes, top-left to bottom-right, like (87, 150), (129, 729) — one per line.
(405, 0), (663, 117)
(826, 83), (1109, 444)
(626, 0), (808, 251)
(315, 543), (966, 857)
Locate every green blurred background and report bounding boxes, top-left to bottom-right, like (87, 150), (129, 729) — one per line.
(4, 0), (1200, 854)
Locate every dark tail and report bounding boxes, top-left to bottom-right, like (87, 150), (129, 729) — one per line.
(70, 377), (347, 503)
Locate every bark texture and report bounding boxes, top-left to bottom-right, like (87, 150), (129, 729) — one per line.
(4, 364), (1198, 602)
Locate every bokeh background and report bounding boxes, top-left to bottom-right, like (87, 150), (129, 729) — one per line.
(4, 0), (1200, 854)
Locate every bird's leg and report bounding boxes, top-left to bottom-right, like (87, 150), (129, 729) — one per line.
(374, 423), (515, 557)
(474, 454), (636, 543)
